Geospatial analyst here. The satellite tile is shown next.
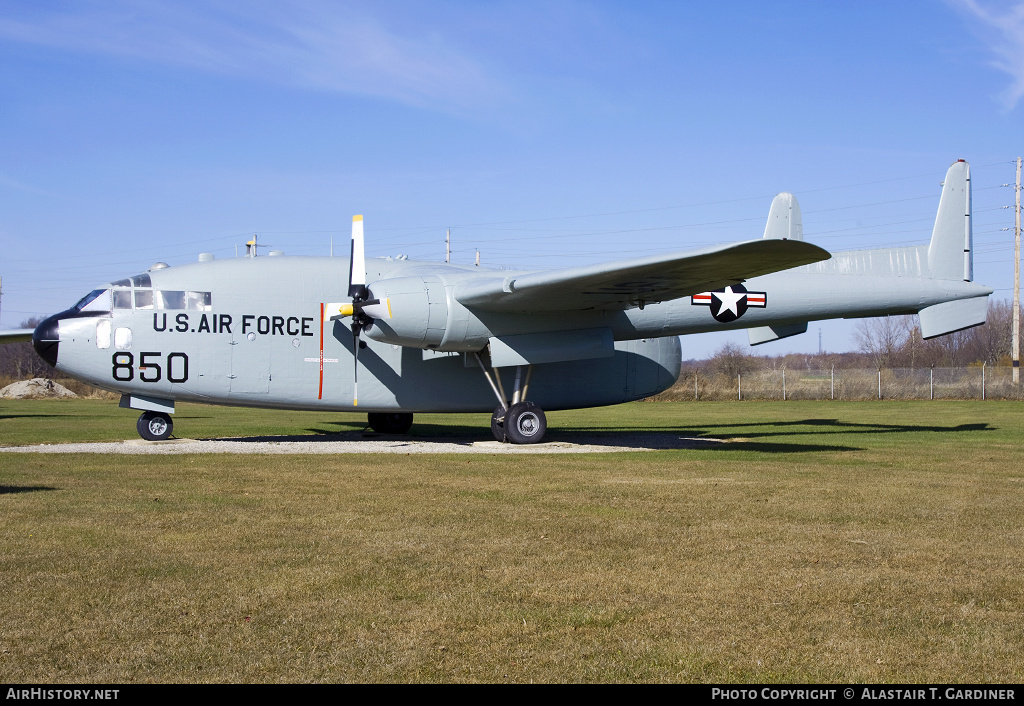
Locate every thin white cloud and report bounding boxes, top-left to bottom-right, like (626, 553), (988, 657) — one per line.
(0, 0), (506, 110)
(951, 0), (1024, 110)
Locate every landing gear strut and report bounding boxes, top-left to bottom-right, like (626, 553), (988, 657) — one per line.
(367, 412), (414, 434)
(477, 354), (547, 444)
(137, 411), (173, 441)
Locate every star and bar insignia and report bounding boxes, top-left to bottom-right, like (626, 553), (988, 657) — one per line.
(691, 284), (767, 322)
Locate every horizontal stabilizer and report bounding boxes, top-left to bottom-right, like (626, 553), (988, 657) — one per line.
(748, 322), (808, 346)
(456, 238), (830, 313)
(0, 329), (34, 344)
(918, 296), (988, 339)
(762, 193), (803, 240)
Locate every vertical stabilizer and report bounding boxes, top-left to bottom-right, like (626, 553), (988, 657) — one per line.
(762, 192), (803, 240)
(928, 160), (972, 281)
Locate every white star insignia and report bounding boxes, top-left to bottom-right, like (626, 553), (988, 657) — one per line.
(712, 286), (746, 316)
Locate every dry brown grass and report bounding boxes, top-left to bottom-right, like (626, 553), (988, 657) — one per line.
(0, 401), (1021, 682)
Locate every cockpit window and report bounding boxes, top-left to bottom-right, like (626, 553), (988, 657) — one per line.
(154, 290), (212, 311)
(112, 290), (132, 309)
(74, 289), (111, 312)
(75, 274), (212, 313)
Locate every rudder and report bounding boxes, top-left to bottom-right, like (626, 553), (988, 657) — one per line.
(928, 160), (972, 281)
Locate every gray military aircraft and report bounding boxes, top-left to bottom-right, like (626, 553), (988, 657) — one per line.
(0, 160), (992, 444)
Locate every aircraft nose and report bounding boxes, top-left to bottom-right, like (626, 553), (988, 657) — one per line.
(32, 314), (61, 367)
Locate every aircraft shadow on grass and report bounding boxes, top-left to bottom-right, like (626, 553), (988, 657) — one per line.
(691, 418), (993, 438)
(199, 416), (996, 453)
(0, 413), (71, 421)
(0, 485), (58, 495)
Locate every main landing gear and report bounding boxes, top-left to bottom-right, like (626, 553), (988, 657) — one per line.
(137, 411), (173, 441)
(491, 402), (547, 444)
(475, 354), (547, 444)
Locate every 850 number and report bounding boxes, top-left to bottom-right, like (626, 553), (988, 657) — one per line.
(112, 352), (189, 383)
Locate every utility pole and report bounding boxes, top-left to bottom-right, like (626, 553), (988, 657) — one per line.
(1014, 157), (1021, 383)
(446, 228), (451, 264)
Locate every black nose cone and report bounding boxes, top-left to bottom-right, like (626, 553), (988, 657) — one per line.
(32, 314), (60, 367)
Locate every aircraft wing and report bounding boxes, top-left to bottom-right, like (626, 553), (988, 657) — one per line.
(0, 329), (34, 344)
(454, 239), (830, 312)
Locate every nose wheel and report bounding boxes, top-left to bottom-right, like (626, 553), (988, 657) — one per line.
(137, 411), (173, 441)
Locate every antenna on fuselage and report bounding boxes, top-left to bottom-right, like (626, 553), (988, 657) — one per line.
(245, 234), (272, 257)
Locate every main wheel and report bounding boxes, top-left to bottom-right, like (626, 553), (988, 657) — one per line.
(367, 412), (413, 434)
(504, 402), (547, 444)
(137, 411), (173, 441)
(490, 406), (507, 442)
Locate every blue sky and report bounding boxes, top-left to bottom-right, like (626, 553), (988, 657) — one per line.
(1, 0), (1022, 359)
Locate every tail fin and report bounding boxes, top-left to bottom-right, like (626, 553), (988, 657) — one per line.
(762, 192), (803, 240)
(927, 159), (972, 281)
(918, 159), (988, 338)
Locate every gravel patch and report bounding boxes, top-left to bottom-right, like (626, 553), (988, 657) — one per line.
(0, 432), (727, 454)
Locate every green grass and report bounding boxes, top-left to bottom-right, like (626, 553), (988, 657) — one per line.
(1, 399), (1022, 682)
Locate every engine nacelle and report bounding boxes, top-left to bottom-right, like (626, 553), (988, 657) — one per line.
(363, 275), (450, 349)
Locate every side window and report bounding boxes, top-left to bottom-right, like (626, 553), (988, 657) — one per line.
(156, 290), (186, 310)
(134, 290), (154, 310)
(96, 320), (111, 349)
(186, 291), (212, 311)
(114, 327), (133, 350)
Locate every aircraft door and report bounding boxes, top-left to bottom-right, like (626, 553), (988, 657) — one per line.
(229, 330), (271, 394)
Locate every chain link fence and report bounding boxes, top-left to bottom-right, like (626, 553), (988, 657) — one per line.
(659, 367), (1024, 401)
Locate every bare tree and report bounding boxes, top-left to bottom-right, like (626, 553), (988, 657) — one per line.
(962, 299), (1015, 364)
(708, 341), (761, 379)
(0, 317), (53, 380)
(853, 316), (912, 369)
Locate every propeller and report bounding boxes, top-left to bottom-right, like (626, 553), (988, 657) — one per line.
(325, 215), (391, 406)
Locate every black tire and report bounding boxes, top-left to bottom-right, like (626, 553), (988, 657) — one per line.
(504, 402), (547, 444)
(367, 412), (413, 434)
(490, 406), (507, 442)
(137, 411), (173, 441)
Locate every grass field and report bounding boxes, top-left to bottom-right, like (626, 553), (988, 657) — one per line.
(1, 399), (1022, 683)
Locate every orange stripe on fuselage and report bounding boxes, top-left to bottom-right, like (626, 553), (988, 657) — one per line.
(318, 303), (324, 400)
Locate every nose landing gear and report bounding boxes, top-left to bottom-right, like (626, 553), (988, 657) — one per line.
(137, 411), (173, 441)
